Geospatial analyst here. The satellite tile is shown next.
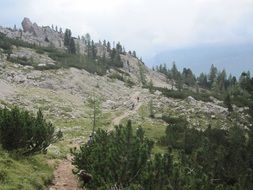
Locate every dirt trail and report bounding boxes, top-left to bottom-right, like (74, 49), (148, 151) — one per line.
(112, 91), (142, 126)
(49, 154), (82, 190)
(49, 91), (142, 190)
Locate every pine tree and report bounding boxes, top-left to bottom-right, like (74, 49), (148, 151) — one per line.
(197, 72), (208, 88)
(86, 96), (102, 135)
(239, 71), (251, 90)
(106, 41), (111, 52)
(85, 33), (91, 45)
(64, 29), (76, 54)
(208, 64), (218, 88)
(64, 29), (71, 47)
(116, 42), (122, 54)
(103, 40), (106, 47)
(148, 80), (154, 94)
(133, 50), (137, 58)
(91, 40), (97, 59)
(224, 94), (233, 112)
(139, 64), (146, 86)
(149, 99), (155, 118)
(217, 69), (227, 91)
(69, 38), (76, 54)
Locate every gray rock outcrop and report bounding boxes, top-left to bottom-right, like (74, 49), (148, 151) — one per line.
(21, 17), (33, 33)
(1, 17), (65, 49)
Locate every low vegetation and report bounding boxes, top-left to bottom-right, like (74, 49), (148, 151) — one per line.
(0, 106), (59, 189)
(72, 121), (171, 190)
(72, 117), (253, 190)
(0, 107), (56, 155)
(0, 149), (53, 190)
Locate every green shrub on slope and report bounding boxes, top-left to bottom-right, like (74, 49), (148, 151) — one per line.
(0, 107), (55, 155)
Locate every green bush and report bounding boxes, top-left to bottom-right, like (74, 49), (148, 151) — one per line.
(161, 115), (187, 125)
(73, 122), (168, 189)
(108, 72), (124, 81)
(0, 107), (55, 155)
(47, 50), (110, 75)
(154, 87), (224, 102)
(0, 33), (12, 54)
(231, 95), (253, 108)
(7, 56), (36, 66)
(115, 68), (130, 77)
(159, 122), (253, 189)
(35, 48), (45, 54)
(125, 78), (135, 88)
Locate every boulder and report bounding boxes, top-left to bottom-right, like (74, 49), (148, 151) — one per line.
(154, 90), (162, 96)
(78, 170), (93, 184)
(13, 75), (26, 83)
(186, 96), (196, 104)
(38, 63), (46, 67)
(102, 100), (117, 109)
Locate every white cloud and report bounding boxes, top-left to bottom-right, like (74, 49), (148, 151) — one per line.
(1, 0), (253, 60)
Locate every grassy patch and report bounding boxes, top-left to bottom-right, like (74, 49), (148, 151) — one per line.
(0, 148), (53, 190)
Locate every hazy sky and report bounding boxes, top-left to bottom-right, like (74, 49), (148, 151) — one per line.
(1, 0), (253, 62)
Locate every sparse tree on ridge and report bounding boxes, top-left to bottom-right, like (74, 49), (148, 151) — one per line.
(69, 38), (76, 54)
(85, 33), (91, 45)
(64, 29), (71, 47)
(209, 64), (218, 88)
(86, 96), (102, 135)
(107, 41), (111, 52)
(133, 50), (137, 58)
(64, 29), (76, 54)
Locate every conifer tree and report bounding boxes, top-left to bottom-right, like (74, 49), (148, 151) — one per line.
(86, 96), (102, 135)
(64, 29), (76, 54)
(133, 50), (137, 58)
(69, 38), (76, 54)
(148, 80), (154, 94)
(85, 33), (91, 45)
(209, 64), (218, 88)
(149, 99), (155, 118)
(103, 40), (106, 47)
(91, 40), (97, 59)
(64, 29), (72, 47)
(106, 41), (111, 52)
(224, 94), (233, 112)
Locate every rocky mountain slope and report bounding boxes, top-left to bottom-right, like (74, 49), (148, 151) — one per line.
(0, 18), (250, 133)
(0, 18), (251, 190)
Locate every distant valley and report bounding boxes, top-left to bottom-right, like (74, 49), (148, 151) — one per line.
(148, 43), (253, 77)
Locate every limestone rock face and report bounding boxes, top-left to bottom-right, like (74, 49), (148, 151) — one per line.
(0, 17), (65, 49)
(21, 17), (64, 48)
(21, 17), (33, 33)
